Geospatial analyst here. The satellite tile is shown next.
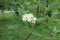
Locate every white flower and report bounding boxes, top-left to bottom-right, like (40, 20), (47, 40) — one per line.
(22, 14), (27, 21)
(31, 17), (36, 23)
(22, 14), (37, 23)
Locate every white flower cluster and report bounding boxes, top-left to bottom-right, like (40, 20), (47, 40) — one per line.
(22, 14), (37, 23)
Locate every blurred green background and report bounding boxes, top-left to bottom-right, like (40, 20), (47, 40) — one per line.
(0, 0), (60, 40)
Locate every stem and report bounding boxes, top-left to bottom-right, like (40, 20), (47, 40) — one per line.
(46, 0), (48, 7)
(36, 6), (39, 17)
(25, 32), (32, 40)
